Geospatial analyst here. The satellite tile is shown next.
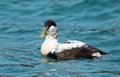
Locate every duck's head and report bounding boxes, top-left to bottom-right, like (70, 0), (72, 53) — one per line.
(40, 20), (58, 38)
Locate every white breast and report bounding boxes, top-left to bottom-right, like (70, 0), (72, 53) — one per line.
(41, 39), (57, 55)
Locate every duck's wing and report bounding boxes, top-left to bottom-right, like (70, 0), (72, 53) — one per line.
(47, 40), (106, 60)
(56, 40), (86, 53)
(65, 40), (106, 54)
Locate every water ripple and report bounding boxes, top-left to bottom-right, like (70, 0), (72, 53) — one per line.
(0, 0), (120, 77)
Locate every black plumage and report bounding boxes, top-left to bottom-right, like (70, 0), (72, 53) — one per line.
(47, 44), (107, 60)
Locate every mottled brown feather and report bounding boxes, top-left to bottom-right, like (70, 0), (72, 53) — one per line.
(47, 44), (106, 60)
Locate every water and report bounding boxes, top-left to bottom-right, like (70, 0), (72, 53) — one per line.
(0, 0), (120, 77)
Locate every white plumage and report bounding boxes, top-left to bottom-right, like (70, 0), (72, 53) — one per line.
(51, 40), (86, 53)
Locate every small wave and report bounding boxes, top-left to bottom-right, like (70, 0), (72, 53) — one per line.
(0, 63), (40, 68)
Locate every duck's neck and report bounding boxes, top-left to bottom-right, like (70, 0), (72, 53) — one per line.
(46, 32), (58, 40)
(41, 26), (59, 55)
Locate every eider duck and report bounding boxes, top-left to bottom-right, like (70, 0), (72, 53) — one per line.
(40, 20), (106, 60)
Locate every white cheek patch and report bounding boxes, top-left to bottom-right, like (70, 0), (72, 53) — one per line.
(46, 26), (58, 39)
(47, 26), (57, 34)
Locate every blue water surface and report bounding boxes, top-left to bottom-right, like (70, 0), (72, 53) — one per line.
(0, 0), (120, 77)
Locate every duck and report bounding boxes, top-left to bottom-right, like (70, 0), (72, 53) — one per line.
(40, 20), (106, 60)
